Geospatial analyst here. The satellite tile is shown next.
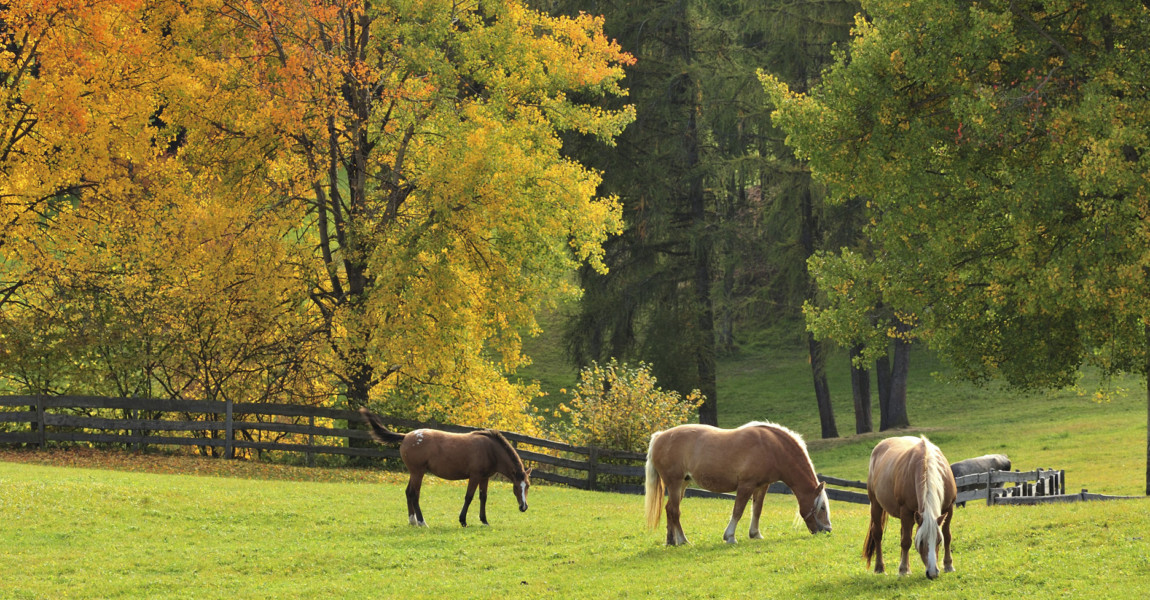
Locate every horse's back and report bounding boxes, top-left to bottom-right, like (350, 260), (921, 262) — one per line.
(869, 436), (956, 514)
(401, 429), (482, 480)
(649, 423), (796, 493)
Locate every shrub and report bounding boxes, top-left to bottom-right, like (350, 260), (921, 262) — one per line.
(554, 359), (703, 453)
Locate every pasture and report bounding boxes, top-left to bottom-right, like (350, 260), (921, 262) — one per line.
(0, 450), (1148, 599)
(3, 344), (1150, 598)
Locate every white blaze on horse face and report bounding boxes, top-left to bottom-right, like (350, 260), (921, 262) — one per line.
(517, 480), (529, 511)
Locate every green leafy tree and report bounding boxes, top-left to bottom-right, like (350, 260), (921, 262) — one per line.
(765, 1), (1150, 490)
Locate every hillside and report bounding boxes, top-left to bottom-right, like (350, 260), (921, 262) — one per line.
(518, 319), (1148, 496)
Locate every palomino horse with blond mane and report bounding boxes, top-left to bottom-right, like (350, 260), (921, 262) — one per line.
(359, 408), (530, 527)
(864, 435), (956, 579)
(644, 421), (832, 545)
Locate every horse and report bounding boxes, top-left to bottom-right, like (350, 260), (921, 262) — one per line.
(950, 453), (1011, 479)
(359, 408), (530, 527)
(644, 421), (832, 546)
(951, 453), (1011, 508)
(863, 435), (956, 579)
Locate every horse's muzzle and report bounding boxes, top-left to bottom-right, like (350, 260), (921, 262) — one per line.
(519, 502), (528, 512)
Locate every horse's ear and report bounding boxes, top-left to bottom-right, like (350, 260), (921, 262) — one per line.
(936, 514), (946, 527)
(914, 511), (923, 526)
(815, 481), (826, 494)
(525, 467), (533, 477)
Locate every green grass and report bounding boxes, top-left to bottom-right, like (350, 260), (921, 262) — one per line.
(0, 455), (1148, 599)
(3, 329), (1149, 597)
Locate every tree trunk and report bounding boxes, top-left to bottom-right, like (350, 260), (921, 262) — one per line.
(886, 337), (911, 429)
(809, 334), (838, 438)
(1145, 323), (1149, 496)
(876, 353), (892, 431)
(687, 92), (718, 427)
(850, 344), (872, 434)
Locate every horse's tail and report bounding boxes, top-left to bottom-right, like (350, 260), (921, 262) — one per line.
(359, 408), (405, 444)
(863, 510), (888, 568)
(644, 431), (665, 530)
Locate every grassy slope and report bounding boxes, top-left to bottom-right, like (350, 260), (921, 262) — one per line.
(0, 455), (1148, 599)
(519, 324), (1149, 495)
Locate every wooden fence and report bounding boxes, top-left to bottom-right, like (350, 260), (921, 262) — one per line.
(0, 394), (872, 502)
(954, 468), (1142, 506)
(8, 395), (1139, 506)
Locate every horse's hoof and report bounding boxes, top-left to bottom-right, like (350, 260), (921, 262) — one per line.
(723, 536), (737, 545)
(944, 565), (955, 573)
(749, 532), (763, 540)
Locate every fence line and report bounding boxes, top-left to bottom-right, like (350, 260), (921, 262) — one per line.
(0, 394), (875, 502)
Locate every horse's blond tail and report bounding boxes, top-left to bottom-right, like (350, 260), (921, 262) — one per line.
(644, 432), (664, 530)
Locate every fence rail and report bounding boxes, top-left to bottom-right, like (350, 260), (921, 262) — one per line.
(0, 395), (876, 502)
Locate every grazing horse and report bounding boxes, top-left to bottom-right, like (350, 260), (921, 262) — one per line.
(951, 454), (1011, 508)
(950, 454), (1011, 479)
(644, 421), (832, 546)
(864, 436), (956, 579)
(359, 408), (530, 527)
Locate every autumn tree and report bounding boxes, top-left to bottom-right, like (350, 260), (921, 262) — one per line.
(765, 1), (1150, 490)
(163, 0), (634, 432)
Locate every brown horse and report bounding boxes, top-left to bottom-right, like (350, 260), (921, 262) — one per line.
(864, 435), (956, 579)
(644, 421), (831, 546)
(359, 408), (530, 527)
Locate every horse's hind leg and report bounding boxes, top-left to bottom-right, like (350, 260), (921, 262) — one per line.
(867, 501), (886, 574)
(406, 472), (427, 527)
(748, 487), (767, 540)
(460, 477), (481, 527)
(664, 479), (689, 546)
(942, 508), (955, 573)
(723, 484), (755, 544)
(478, 478), (489, 525)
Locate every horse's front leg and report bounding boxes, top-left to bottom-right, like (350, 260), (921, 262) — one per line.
(898, 517), (914, 576)
(748, 487), (767, 540)
(942, 508), (955, 573)
(460, 477), (481, 527)
(478, 478), (490, 525)
(723, 485), (755, 544)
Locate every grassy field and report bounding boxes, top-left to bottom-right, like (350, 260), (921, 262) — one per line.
(0, 451), (1147, 599)
(2, 339), (1149, 598)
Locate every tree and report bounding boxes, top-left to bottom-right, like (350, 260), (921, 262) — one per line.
(168, 0), (635, 431)
(550, 0), (857, 430)
(765, 1), (1150, 490)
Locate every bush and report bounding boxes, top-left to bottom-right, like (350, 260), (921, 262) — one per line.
(553, 359), (703, 453)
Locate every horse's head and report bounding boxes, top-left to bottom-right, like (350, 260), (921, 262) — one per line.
(914, 512), (946, 579)
(513, 468), (532, 512)
(800, 481), (832, 534)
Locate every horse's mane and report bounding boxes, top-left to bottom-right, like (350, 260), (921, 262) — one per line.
(740, 420), (816, 475)
(474, 429), (527, 480)
(915, 436), (946, 547)
(741, 421), (828, 527)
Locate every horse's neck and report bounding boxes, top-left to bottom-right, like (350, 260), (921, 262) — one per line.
(488, 439), (522, 479)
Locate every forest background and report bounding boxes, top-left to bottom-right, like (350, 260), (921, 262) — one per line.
(4, 1), (1150, 492)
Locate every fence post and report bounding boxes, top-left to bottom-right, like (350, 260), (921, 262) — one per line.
(225, 397), (234, 460)
(307, 415), (315, 468)
(35, 394), (46, 450)
(986, 471), (994, 506)
(587, 447), (600, 491)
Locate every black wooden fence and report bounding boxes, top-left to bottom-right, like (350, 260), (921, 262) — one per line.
(0, 394), (872, 502)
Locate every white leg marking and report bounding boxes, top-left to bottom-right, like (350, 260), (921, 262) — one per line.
(723, 518), (738, 544)
(409, 514), (418, 526)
